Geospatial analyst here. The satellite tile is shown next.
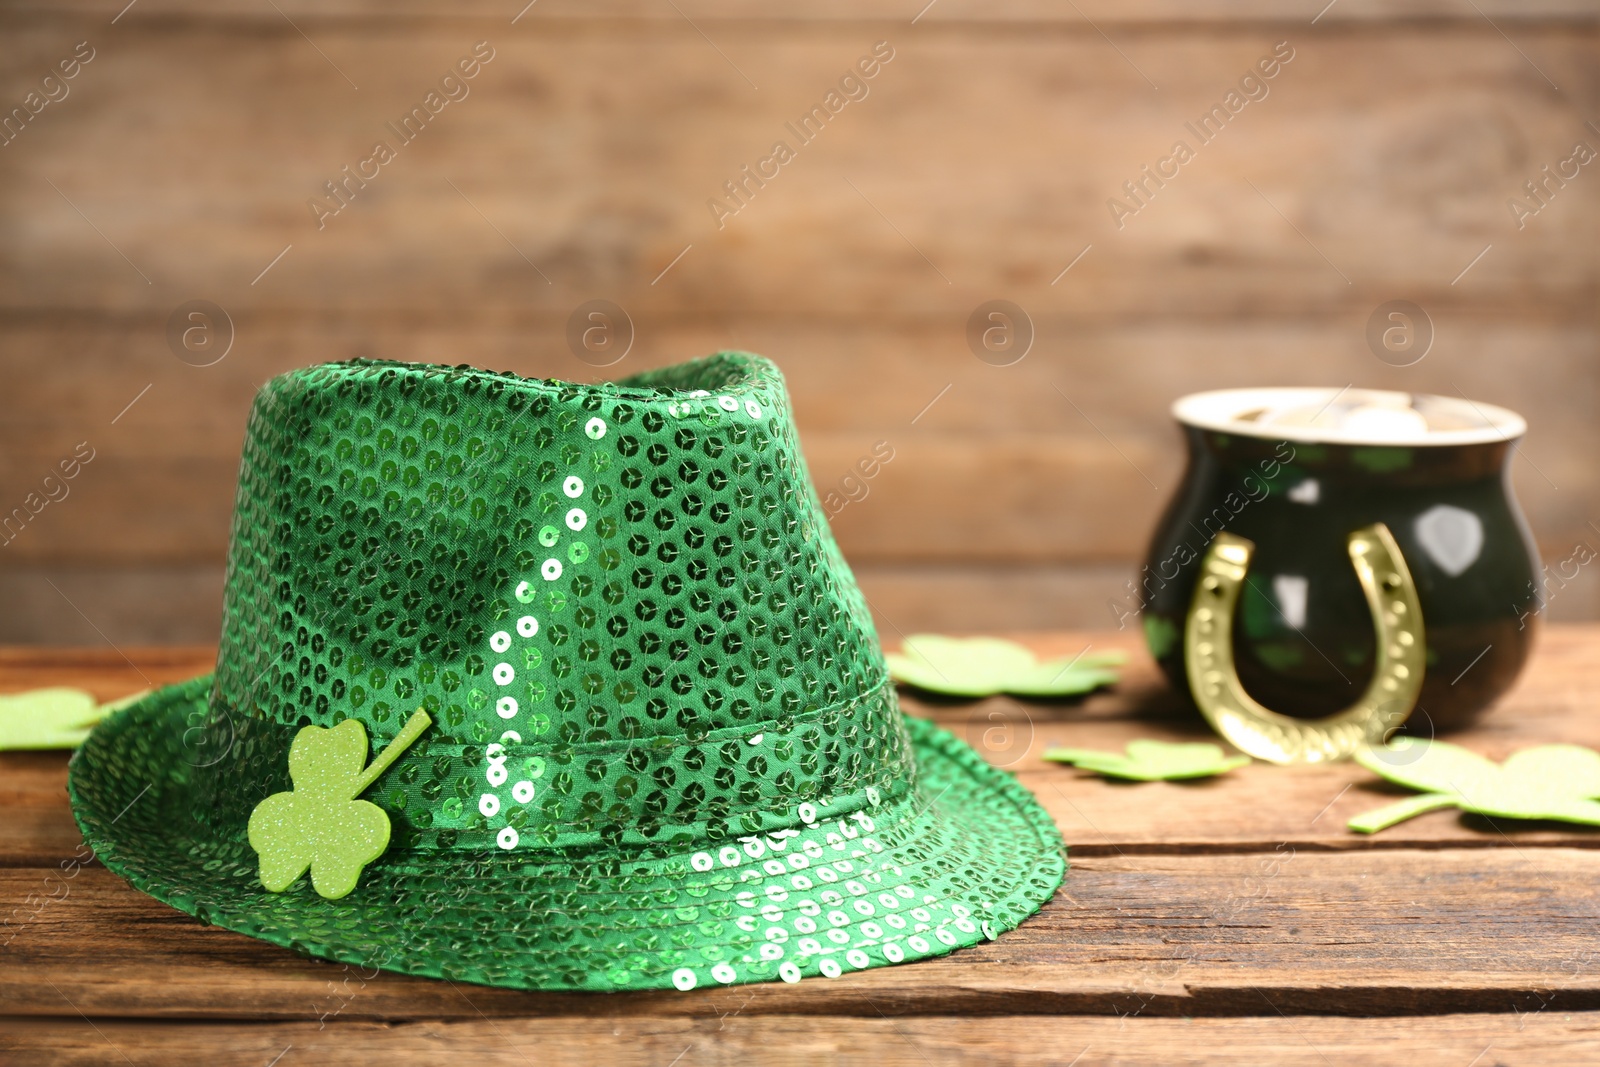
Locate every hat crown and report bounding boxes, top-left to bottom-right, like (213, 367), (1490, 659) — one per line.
(210, 355), (909, 852)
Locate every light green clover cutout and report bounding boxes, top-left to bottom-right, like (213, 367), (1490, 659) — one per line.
(1349, 738), (1600, 833)
(247, 709), (431, 899)
(0, 688), (147, 750)
(886, 634), (1125, 698)
(1044, 739), (1251, 781)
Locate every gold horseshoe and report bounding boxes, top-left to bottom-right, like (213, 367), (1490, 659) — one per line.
(1184, 522), (1426, 764)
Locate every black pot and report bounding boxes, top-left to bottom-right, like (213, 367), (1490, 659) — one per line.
(1138, 388), (1540, 732)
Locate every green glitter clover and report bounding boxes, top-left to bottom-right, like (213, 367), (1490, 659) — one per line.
(1043, 739), (1251, 781)
(0, 687), (145, 750)
(247, 709), (431, 899)
(1349, 738), (1600, 833)
(886, 634), (1124, 698)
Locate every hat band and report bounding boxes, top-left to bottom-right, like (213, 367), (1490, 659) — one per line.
(380, 678), (916, 853)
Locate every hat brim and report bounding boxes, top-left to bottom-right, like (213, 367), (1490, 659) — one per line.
(69, 677), (1065, 992)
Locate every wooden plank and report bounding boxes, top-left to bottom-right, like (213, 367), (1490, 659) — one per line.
(0, 567), (227, 646)
(1, 18), (1594, 647)
(0, 320), (1593, 567)
(5, 847), (1600, 1019)
(3, 634), (1600, 1022)
(9, 629), (1600, 861)
(9, 0), (1600, 23)
(5, 318), (1594, 448)
(0, 645), (214, 699)
(17, 708), (1600, 864)
(5, 1013), (1600, 1067)
(0, 648), (213, 867)
(0, 28), (1589, 322)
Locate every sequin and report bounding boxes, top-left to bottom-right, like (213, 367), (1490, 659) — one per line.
(67, 353), (1066, 996)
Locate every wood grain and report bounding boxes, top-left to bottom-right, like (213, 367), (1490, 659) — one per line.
(2, 27), (1590, 318)
(11, 628), (1600, 862)
(3, 631), (1600, 1028)
(3, 0), (1597, 1054)
(7, 849), (1600, 1020)
(12, 1), (1600, 22)
(4, 1014), (1600, 1067)
(0, 320), (1593, 566)
(4, 633), (1599, 1061)
(1, 10), (1594, 638)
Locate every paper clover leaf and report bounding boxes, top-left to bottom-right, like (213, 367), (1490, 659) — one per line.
(886, 635), (1125, 698)
(247, 709), (430, 899)
(1349, 739), (1600, 833)
(0, 688), (146, 750)
(1044, 739), (1251, 781)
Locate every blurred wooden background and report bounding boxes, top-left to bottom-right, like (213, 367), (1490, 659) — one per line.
(0, 0), (1596, 645)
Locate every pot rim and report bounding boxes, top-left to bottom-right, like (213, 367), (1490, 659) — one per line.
(1172, 386), (1526, 447)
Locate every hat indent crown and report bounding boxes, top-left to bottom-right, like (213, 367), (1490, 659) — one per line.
(208, 354), (910, 853)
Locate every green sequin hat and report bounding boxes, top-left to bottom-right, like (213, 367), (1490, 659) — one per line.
(69, 354), (1064, 992)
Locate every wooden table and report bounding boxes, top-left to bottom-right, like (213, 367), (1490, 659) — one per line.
(5, 629), (1600, 1065)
